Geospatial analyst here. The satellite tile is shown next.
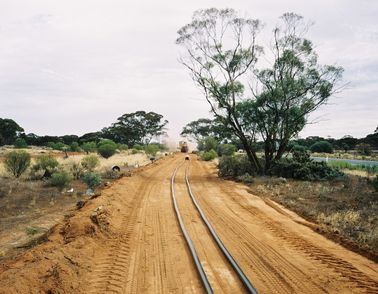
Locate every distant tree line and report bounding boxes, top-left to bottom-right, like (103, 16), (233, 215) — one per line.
(0, 111), (168, 149)
(182, 117), (378, 155)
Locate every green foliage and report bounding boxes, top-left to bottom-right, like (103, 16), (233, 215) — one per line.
(31, 155), (59, 178)
(47, 141), (68, 151)
(198, 136), (219, 152)
(50, 171), (72, 189)
(25, 227), (40, 235)
(131, 149), (139, 154)
(177, 10), (343, 174)
(81, 141), (97, 153)
(102, 111), (168, 146)
(217, 144), (236, 156)
(81, 155), (100, 171)
(70, 142), (80, 152)
(145, 144), (159, 156)
(133, 144), (143, 150)
(82, 172), (102, 189)
(310, 141), (334, 153)
(97, 140), (117, 159)
(14, 138), (28, 148)
(218, 155), (257, 178)
(270, 151), (344, 181)
(356, 143), (372, 156)
(4, 151), (31, 178)
(200, 149), (218, 161)
(117, 144), (128, 151)
(291, 144), (307, 152)
(0, 118), (24, 145)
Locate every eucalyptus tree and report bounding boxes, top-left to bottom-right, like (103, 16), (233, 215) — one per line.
(177, 9), (343, 173)
(177, 8), (264, 171)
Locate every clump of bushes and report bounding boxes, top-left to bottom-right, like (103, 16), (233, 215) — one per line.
(310, 140), (333, 153)
(218, 154), (258, 178)
(14, 138), (28, 149)
(201, 149), (218, 161)
(198, 136), (218, 152)
(50, 171), (72, 189)
(47, 141), (68, 151)
(217, 144), (236, 156)
(4, 150), (31, 178)
(81, 141), (97, 154)
(81, 155), (100, 171)
(97, 140), (117, 159)
(270, 150), (344, 181)
(82, 172), (102, 190)
(117, 144), (128, 151)
(145, 144), (159, 156)
(70, 142), (80, 152)
(31, 155), (59, 179)
(133, 144), (143, 151)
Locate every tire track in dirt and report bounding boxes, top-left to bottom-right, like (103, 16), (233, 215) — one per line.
(173, 162), (246, 293)
(190, 159), (378, 293)
(86, 156), (204, 294)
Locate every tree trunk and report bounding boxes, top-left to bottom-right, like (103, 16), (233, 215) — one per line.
(238, 134), (263, 174)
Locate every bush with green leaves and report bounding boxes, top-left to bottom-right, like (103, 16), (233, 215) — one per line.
(31, 155), (59, 179)
(4, 150), (31, 178)
(70, 142), (80, 152)
(81, 141), (97, 154)
(198, 136), (219, 152)
(270, 150), (344, 181)
(356, 143), (372, 156)
(291, 144), (307, 152)
(81, 155), (100, 171)
(218, 154), (257, 178)
(47, 141), (68, 151)
(133, 144), (143, 151)
(14, 138), (28, 148)
(217, 144), (236, 156)
(117, 144), (128, 151)
(50, 171), (72, 189)
(310, 141), (334, 153)
(82, 172), (102, 189)
(201, 149), (218, 161)
(145, 144), (159, 156)
(97, 140), (117, 159)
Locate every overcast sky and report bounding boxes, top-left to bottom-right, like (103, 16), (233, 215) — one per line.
(0, 0), (377, 142)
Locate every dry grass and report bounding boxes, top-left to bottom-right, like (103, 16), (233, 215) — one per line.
(249, 176), (378, 257)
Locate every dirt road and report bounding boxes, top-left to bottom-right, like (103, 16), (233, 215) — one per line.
(0, 154), (377, 293)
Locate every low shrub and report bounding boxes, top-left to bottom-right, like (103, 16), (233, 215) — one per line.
(270, 151), (344, 181)
(236, 173), (254, 184)
(81, 141), (97, 154)
(201, 149), (217, 161)
(14, 138), (28, 148)
(145, 144), (159, 156)
(117, 144), (128, 151)
(218, 155), (257, 178)
(70, 142), (80, 152)
(50, 171), (72, 189)
(102, 169), (122, 179)
(198, 136), (219, 152)
(82, 172), (102, 189)
(4, 150), (31, 178)
(131, 149), (139, 154)
(81, 155), (100, 171)
(47, 141), (68, 151)
(31, 155), (59, 179)
(69, 162), (84, 180)
(98, 143), (116, 159)
(133, 144), (143, 151)
(217, 144), (236, 156)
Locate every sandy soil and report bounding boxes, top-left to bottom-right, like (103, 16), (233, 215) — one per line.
(0, 154), (377, 293)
